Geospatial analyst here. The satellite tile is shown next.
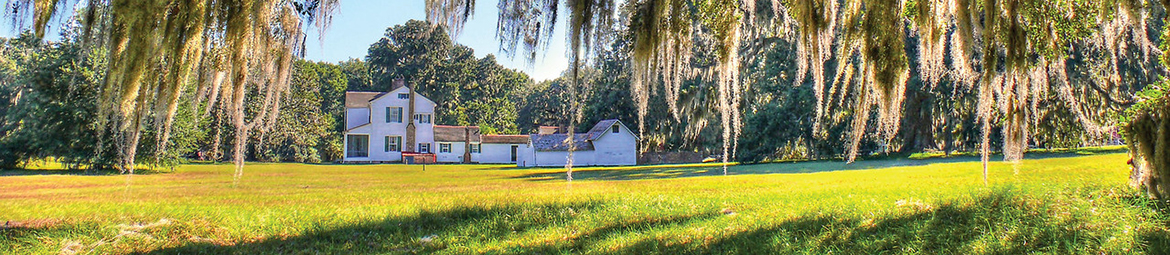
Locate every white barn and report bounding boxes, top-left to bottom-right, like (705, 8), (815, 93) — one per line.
(516, 119), (639, 167)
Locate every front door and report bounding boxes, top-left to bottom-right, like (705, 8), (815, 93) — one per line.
(510, 145), (518, 162)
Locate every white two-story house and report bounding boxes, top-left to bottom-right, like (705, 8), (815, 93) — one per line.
(344, 80), (437, 163)
(343, 79), (530, 164)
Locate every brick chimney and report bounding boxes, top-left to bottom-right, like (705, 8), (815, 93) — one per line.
(392, 78), (405, 90)
(403, 79), (417, 153)
(463, 127), (472, 163)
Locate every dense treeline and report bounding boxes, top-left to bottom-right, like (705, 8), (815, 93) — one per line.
(0, 33), (113, 169)
(364, 20), (533, 134)
(217, 21), (538, 163)
(548, 19), (1159, 164)
(0, 20), (538, 167)
(0, 14), (1156, 168)
(1, 0), (1167, 199)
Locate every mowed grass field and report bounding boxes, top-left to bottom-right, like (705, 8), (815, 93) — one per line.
(2, 150), (1169, 254)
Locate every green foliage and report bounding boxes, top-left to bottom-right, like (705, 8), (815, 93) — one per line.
(338, 58), (372, 92)
(739, 38), (829, 162)
(366, 20), (532, 134)
(9, 0), (342, 173)
(253, 60), (347, 163)
(517, 80), (578, 133)
(1120, 80), (1170, 198)
(0, 33), (117, 169)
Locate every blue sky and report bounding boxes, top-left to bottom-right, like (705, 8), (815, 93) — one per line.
(2, 0), (570, 81)
(304, 0), (570, 81)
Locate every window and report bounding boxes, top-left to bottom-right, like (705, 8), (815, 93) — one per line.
(386, 107), (402, 123)
(414, 113), (431, 124)
(346, 135), (369, 157)
(418, 143), (431, 153)
(470, 143), (481, 153)
(613, 124), (620, 133)
(384, 136), (401, 152)
(439, 143), (452, 153)
(398, 93), (409, 99)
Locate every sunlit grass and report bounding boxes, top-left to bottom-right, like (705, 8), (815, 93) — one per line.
(2, 152), (1168, 254)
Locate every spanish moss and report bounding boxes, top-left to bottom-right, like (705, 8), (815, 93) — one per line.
(7, 0), (339, 176)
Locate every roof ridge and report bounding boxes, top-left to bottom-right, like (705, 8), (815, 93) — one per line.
(434, 125), (480, 128)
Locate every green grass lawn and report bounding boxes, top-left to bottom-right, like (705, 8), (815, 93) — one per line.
(2, 152), (1168, 254)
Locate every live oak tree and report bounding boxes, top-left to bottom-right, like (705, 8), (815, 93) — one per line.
(10, 0), (1169, 194)
(423, 0), (1164, 184)
(366, 20), (532, 134)
(7, 0), (339, 179)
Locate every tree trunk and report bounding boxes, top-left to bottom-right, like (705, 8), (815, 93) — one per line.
(943, 115), (955, 156)
(898, 86), (938, 153)
(1124, 99), (1170, 199)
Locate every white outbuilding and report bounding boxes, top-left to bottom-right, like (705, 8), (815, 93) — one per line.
(516, 119), (639, 167)
(478, 135), (529, 164)
(433, 125), (479, 163)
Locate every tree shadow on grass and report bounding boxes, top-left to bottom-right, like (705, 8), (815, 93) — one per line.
(137, 201), (718, 254)
(1, 221), (101, 253)
(513, 149), (1130, 182)
(612, 190), (1162, 254)
(512, 156), (985, 182)
(14, 189), (1169, 254)
(0, 168), (169, 176)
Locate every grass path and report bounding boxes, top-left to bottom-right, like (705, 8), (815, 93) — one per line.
(2, 152), (1168, 254)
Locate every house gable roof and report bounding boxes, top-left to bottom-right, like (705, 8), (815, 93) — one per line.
(482, 135), (528, 144)
(346, 86), (437, 110)
(585, 119), (620, 140)
(584, 119), (638, 141)
(434, 125), (481, 142)
(530, 133), (593, 151)
(346, 123), (372, 132)
(345, 92), (384, 108)
(529, 120), (638, 151)
(368, 86), (410, 104)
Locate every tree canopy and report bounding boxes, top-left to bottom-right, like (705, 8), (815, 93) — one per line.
(366, 20), (534, 134)
(424, 0), (1164, 183)
(5, 0), (1169, 197)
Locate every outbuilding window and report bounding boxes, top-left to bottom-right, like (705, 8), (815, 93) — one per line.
(440, 143), (452, 153)
(470, 143), (481, 153)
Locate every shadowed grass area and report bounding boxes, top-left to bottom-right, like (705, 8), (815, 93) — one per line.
(122, 189), (1169, 254)
(2, 152), (1168, 254)
(516, 146), (1133, 181)
(138, 202), (722, 254)
(905, 145), (1131, 160)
